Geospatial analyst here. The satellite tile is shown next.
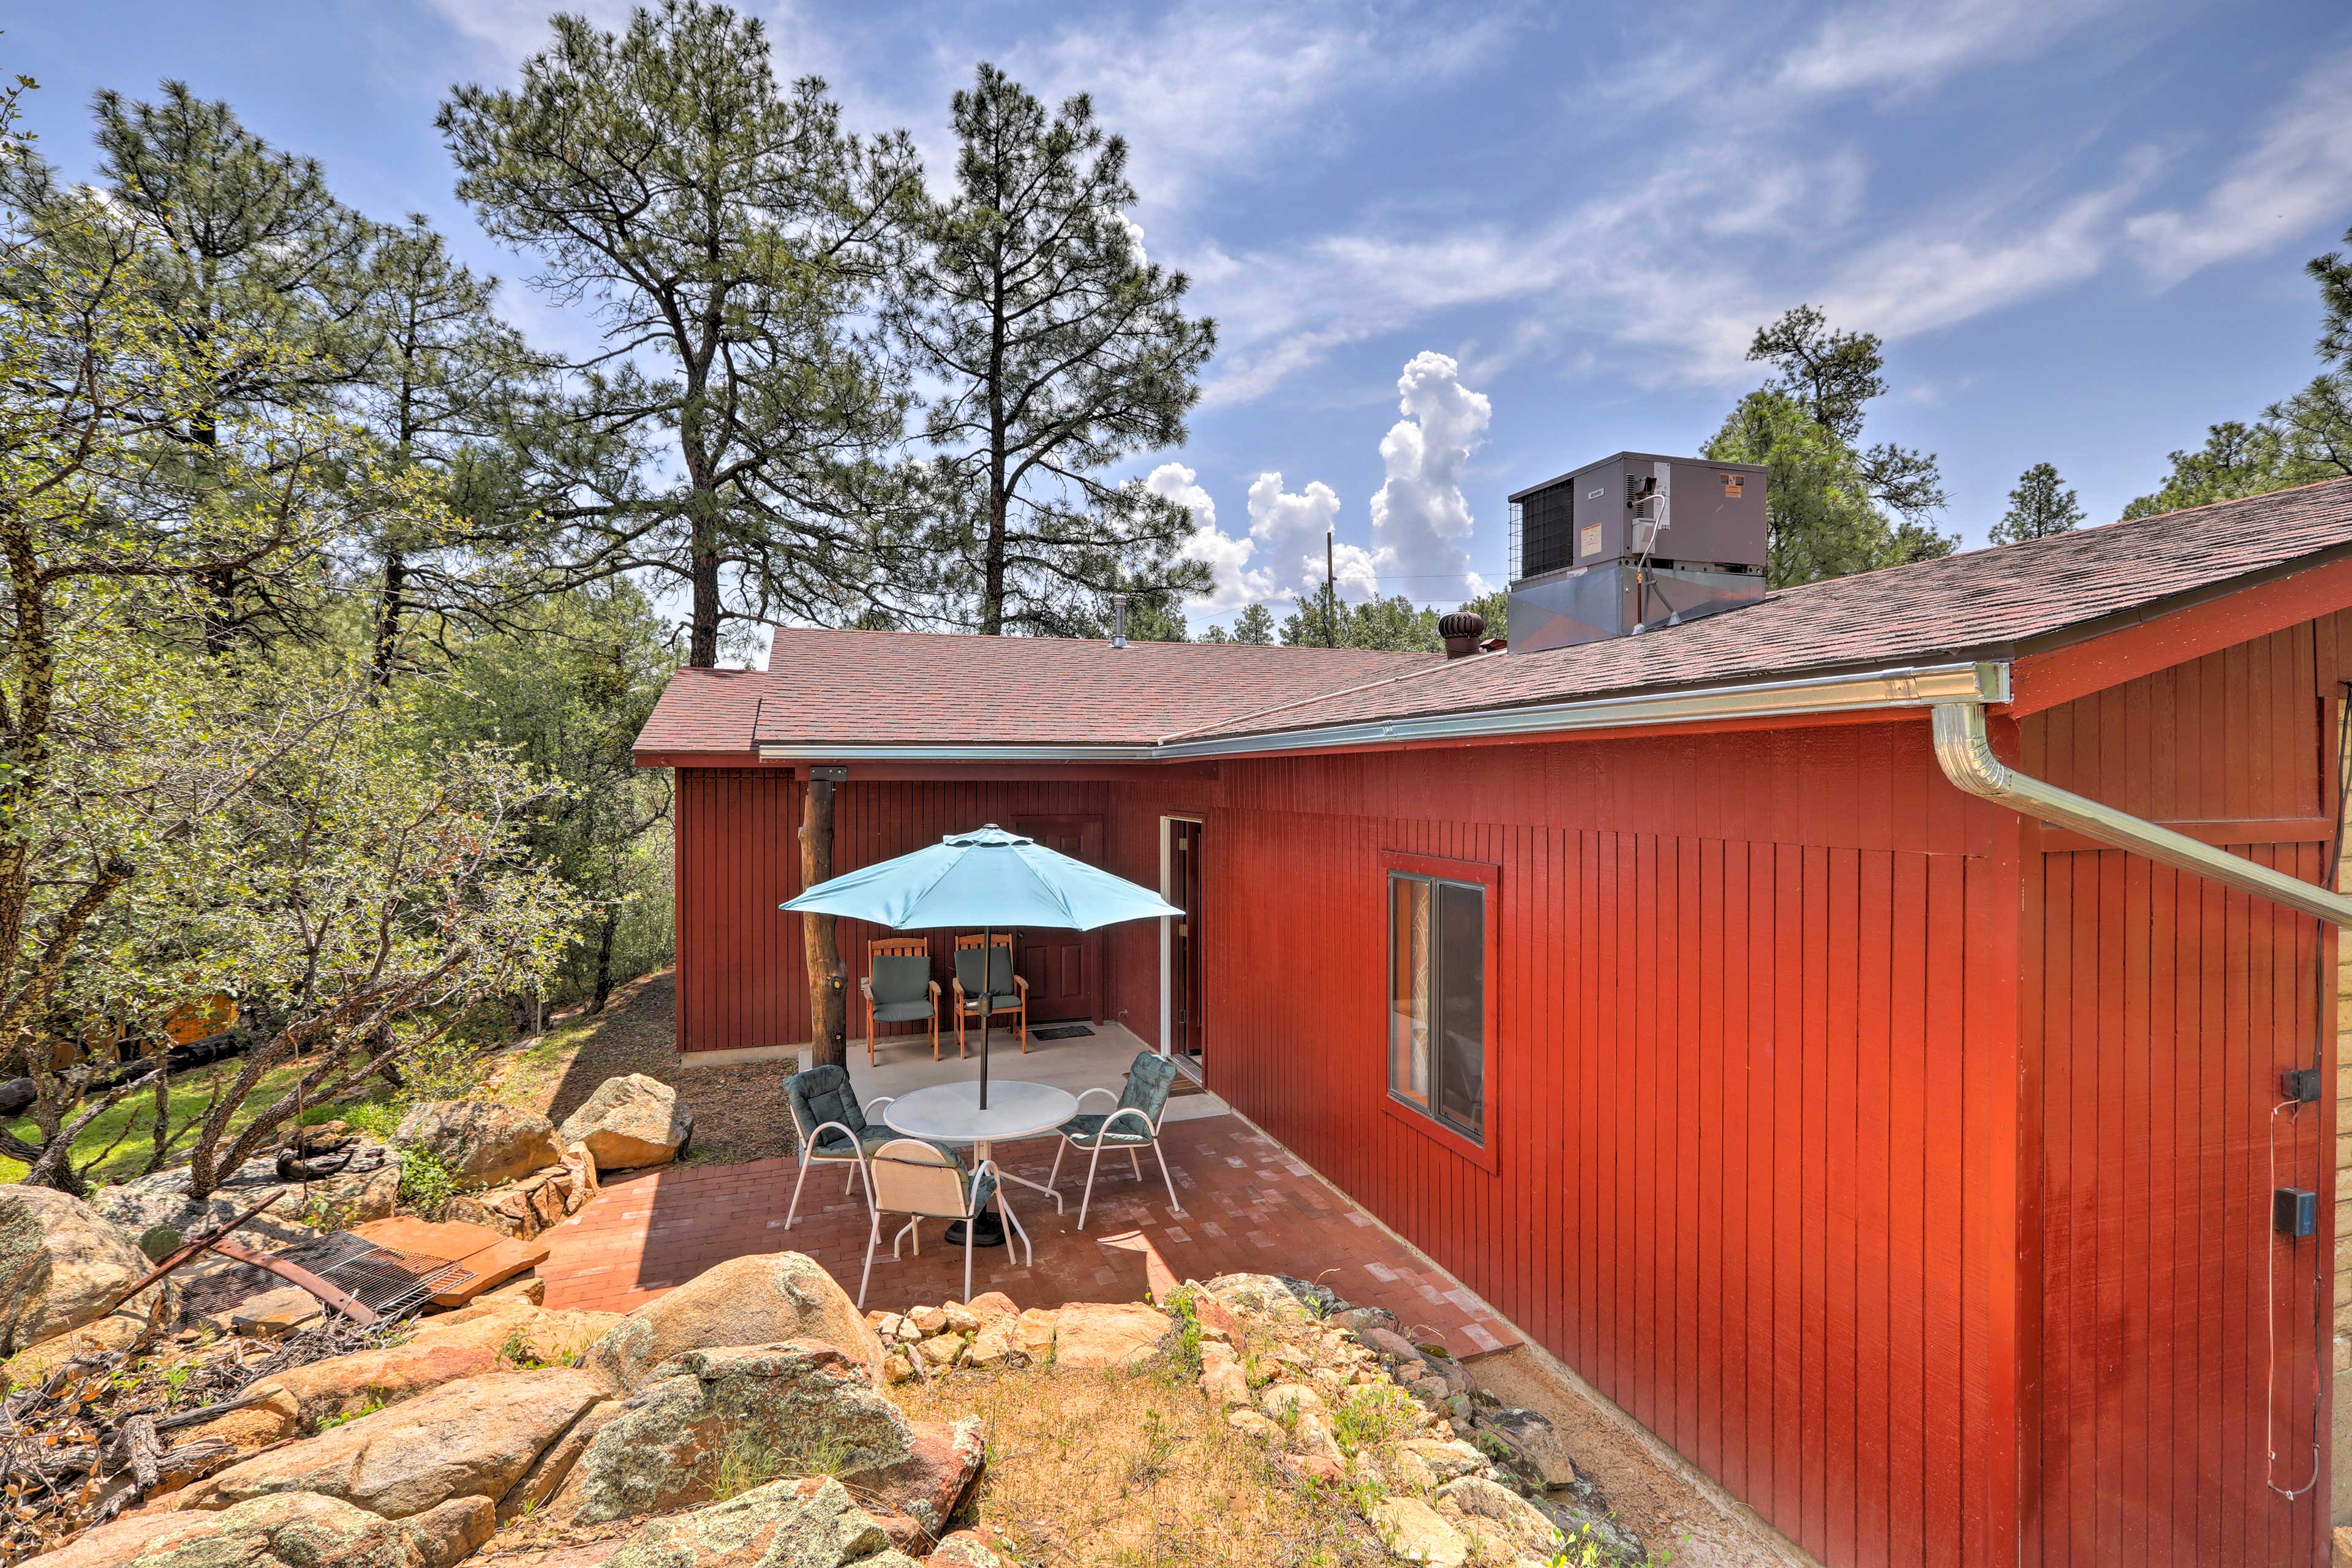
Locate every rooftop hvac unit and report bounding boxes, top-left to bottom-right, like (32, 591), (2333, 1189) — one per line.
(1505, 452), (1768, 653)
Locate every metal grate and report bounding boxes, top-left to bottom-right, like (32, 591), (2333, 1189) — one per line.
(314, 1244), (476, 1320)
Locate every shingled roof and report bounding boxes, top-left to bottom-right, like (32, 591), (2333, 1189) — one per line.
(634, 476), (2352, 761)
(632, 628), (1434, 756)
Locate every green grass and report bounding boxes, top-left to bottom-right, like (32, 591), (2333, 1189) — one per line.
(0, 1054), (323, 1187)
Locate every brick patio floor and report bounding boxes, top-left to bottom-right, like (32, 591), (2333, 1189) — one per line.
(538, 1112), (1516, 1357)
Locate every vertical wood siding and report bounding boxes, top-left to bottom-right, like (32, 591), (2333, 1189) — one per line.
(663, 612), (2346, 1568)
(1199, 721), (2023, 1568)
(674, 771), (1213, 1052)
(2017, 614), (2345, 1568)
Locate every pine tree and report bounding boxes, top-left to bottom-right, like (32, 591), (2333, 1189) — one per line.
(1989, 462), (2085, 545)
(1203, 603), (1276, 645)
(2124, 224), (2352, 517)
(1704, 306), (1954, 586)
(347, 216), (549, 682)
(11, 82), (376, 648)
(888, 64), (1214, 636)
(440, 0), (918, 667)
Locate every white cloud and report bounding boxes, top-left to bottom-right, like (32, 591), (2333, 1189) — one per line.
(1147, 461), (1274, 614)
(1368, 352), (1491, 598)
(1771, 0), (2126, 100)
(2126, 50), (2352, 285)
(1244, 471), (1344, 600)
(1001, 4), (1512, 217)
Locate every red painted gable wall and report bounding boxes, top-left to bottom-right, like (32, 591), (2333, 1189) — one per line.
(665, 614), (2346, 1568)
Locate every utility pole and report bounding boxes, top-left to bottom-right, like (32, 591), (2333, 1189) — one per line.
(1324, 527), (1338, 648)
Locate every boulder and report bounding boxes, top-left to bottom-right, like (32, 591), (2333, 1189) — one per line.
(1048, 1302), (1170, 1371)
(189, 1366), (606, 1519)
(24, 1490), (473, 1568)
(1477, 1405), (1580, 1490)
(1202, 1273), (1340, 1322)
(0, 1185), (172, 1357)
(1371, 1497), (1468, 1567)
(2, 1308), (154, 1392)
(1258, 1382), (1324, 1422)
(584, 1252), (883, 1390)
(499, 1397), (625, 1523)
(560, 1141), (600, 1213)
(557, 1075), (692, 1172)
(396, 1101), (564, 1186)
(257, 1337), (507, 1430)
(179, 1385), (300, 1455)
(555, 1341), (981, 1542)
(1010, 1309), (1057, 1363)
(924, 1528), (1016, 1568)
(963, 1292), (1017, 1326)
(1434, 1475), (1564, 1558)
(1272, 1452), (1344, 1485)
(602, 1476), (918, 1568)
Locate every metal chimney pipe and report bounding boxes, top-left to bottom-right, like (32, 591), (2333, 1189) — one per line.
(1112, 597), (1127, 649)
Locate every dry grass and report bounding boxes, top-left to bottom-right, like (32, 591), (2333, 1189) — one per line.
(895, 1359), (1388, 1568)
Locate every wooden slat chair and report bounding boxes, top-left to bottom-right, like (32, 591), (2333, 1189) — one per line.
(782, 1063), (899, 1229)
(858, 1136), (1031, 1306)
(861, 937), (941, 1062)
(1049, 1049), (1185, 1228)
(951, 933), (1027, 1057)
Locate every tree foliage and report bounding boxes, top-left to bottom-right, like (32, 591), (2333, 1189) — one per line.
(2125, 224), (2352, 518)
(888, 64), (1214, 637)
(1704, 306), (1953, 586)
(1989, 462), (2085, 545)
(440, 0), (918, 666)
(1280, 589), (1441, 652)
(1202, 603), (1276, 645)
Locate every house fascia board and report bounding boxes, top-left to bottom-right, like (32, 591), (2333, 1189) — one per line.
(745, 660), (2010, 766)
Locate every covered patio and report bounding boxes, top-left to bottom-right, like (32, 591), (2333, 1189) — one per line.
(533, 1107), (1517, 1358)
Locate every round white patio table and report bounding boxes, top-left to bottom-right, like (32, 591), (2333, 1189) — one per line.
(881, 1079), (1077, 1246)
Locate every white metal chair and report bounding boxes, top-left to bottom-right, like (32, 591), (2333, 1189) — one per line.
(783, 1064), (897, 1229)
(858, 1136), (1031, 1307)
(1048, 1050), (1185, 1229)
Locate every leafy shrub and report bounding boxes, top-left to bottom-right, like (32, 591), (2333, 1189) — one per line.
(397, 1146), (462, 1218)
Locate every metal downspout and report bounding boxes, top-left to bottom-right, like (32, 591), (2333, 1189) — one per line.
(1930, 701), (2352, 925)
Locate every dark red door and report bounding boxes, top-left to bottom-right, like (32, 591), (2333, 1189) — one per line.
(1012, 815), (1102, 1022)
(1170, 819), (1203, 1069)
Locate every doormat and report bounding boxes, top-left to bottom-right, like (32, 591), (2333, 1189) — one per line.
(1031, 1023), (1094, 1041)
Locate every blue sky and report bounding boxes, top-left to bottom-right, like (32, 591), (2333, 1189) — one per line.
(15, 0), (2352, 633)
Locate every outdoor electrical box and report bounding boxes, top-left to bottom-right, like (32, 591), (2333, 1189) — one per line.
(2275, 1186), (2318, 1238)
(1505, 452), (1769, 654)
(2282, 1066), (2323, 1103)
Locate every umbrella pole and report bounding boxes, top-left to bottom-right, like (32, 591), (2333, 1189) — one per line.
(978, 925), (991, 1112)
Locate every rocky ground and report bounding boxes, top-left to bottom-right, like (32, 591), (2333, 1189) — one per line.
(4, 1211), (1662, 1568)
(486, 974), (799, 1169)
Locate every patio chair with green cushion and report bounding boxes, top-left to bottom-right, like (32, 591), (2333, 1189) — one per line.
(861, 937), (941, 1062)
(951, 932), (1027, 1057)
(1049, 1049), (1185, 1229)
(783, 1063), (901, 1228)
(859, 1137), (1031, 1307)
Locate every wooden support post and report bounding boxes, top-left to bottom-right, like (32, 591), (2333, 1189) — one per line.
(799, 773), (847, 1067)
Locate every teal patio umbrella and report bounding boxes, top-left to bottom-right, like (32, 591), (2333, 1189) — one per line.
(781, 824), (1182, 1108)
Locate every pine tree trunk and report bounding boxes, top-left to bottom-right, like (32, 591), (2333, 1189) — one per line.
(799, 777), (846, 1066)
(372, 551), (407, 687)
(589, 908), (619, 1016)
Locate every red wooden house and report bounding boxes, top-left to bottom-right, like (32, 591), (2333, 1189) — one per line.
(634, 475), (2352, 1567)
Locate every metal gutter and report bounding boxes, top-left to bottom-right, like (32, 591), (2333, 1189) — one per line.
(1930, 701), (2352, 926)
(753, 660), (2010, 765)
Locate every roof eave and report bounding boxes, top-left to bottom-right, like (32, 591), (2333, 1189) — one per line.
(742, 660), (2010, 765)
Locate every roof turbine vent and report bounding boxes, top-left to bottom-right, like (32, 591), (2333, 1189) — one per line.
(1438, 609), (1487, 660)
